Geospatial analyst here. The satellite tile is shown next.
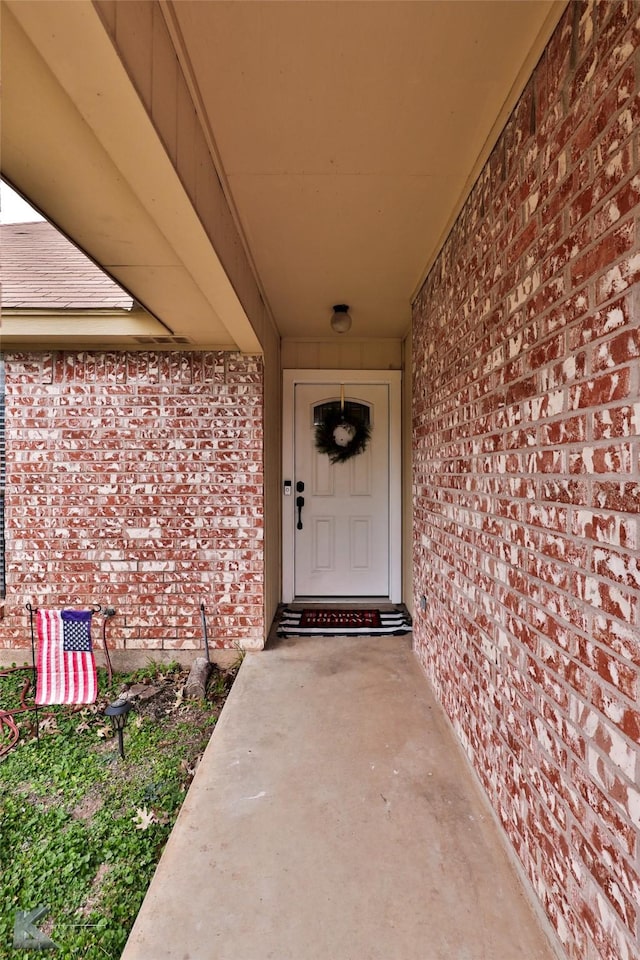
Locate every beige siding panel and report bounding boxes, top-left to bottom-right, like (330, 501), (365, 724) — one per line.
(94, 1), (117, 36)
(281, 339), (403, 370)
(194, 125), (218, 237)
(335, 340), (367, 369)
(151, 8), (177, 165)
(177, 72), (198, 201)
(365, 339), (405, 369)
(115, 1), (153, 106)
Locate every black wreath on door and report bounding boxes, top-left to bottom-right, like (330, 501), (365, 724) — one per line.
(314, 400), (371, 464)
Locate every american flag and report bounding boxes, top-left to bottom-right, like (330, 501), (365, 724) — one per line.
(35, 609), (98, 705)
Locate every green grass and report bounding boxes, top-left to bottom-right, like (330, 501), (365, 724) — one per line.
(0, 661), (236, 958)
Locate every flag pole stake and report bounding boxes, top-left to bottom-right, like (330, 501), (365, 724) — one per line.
(200, 602), (211, 664)
(25, 603), (39, 746)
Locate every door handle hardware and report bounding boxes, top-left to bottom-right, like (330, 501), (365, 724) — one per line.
(296, 495), (305, 530)
(296, 480), (305, 492)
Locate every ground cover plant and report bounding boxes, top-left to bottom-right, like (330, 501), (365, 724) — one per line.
(0, 659), (238, 958)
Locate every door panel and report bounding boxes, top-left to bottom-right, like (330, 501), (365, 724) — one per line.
(294, 382), (389, 597)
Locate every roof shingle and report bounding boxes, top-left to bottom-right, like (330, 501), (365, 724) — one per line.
(1, 221), (134, 310)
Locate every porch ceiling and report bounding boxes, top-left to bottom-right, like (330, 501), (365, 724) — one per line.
(1, 0), (566, 349)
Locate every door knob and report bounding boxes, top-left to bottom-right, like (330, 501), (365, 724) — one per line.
(296, 495), (305, 530)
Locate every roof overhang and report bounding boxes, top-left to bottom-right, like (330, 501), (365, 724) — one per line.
(1, 308), (194, 351)
(1, 0), (567, 346)
(1, 0), (261, 353)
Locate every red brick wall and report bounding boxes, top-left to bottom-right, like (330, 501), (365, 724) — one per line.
(412, 5), (639, 960)
(0, 351), (265, 653)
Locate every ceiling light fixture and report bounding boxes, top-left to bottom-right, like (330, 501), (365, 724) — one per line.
(330, 304), (352, 334)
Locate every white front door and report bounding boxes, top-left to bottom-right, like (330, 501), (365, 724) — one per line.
(293, 381), (390, 598)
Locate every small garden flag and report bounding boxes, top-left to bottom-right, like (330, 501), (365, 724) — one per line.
(35, 609), (97, 705)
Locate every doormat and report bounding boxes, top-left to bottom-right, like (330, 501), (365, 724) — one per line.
(277, 607), (412, 637)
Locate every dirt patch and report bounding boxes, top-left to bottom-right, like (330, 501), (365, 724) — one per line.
(79, 863), (113, 918)
(72, 787), (103, 821)
(117, 664), (231, 719)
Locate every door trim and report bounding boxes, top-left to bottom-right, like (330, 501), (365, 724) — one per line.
(282, 369), (402, 603)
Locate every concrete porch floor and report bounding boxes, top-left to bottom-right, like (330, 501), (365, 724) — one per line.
(121, 634), (559, 960)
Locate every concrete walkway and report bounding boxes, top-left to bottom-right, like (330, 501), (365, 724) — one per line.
(122, 635), (559, 960)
